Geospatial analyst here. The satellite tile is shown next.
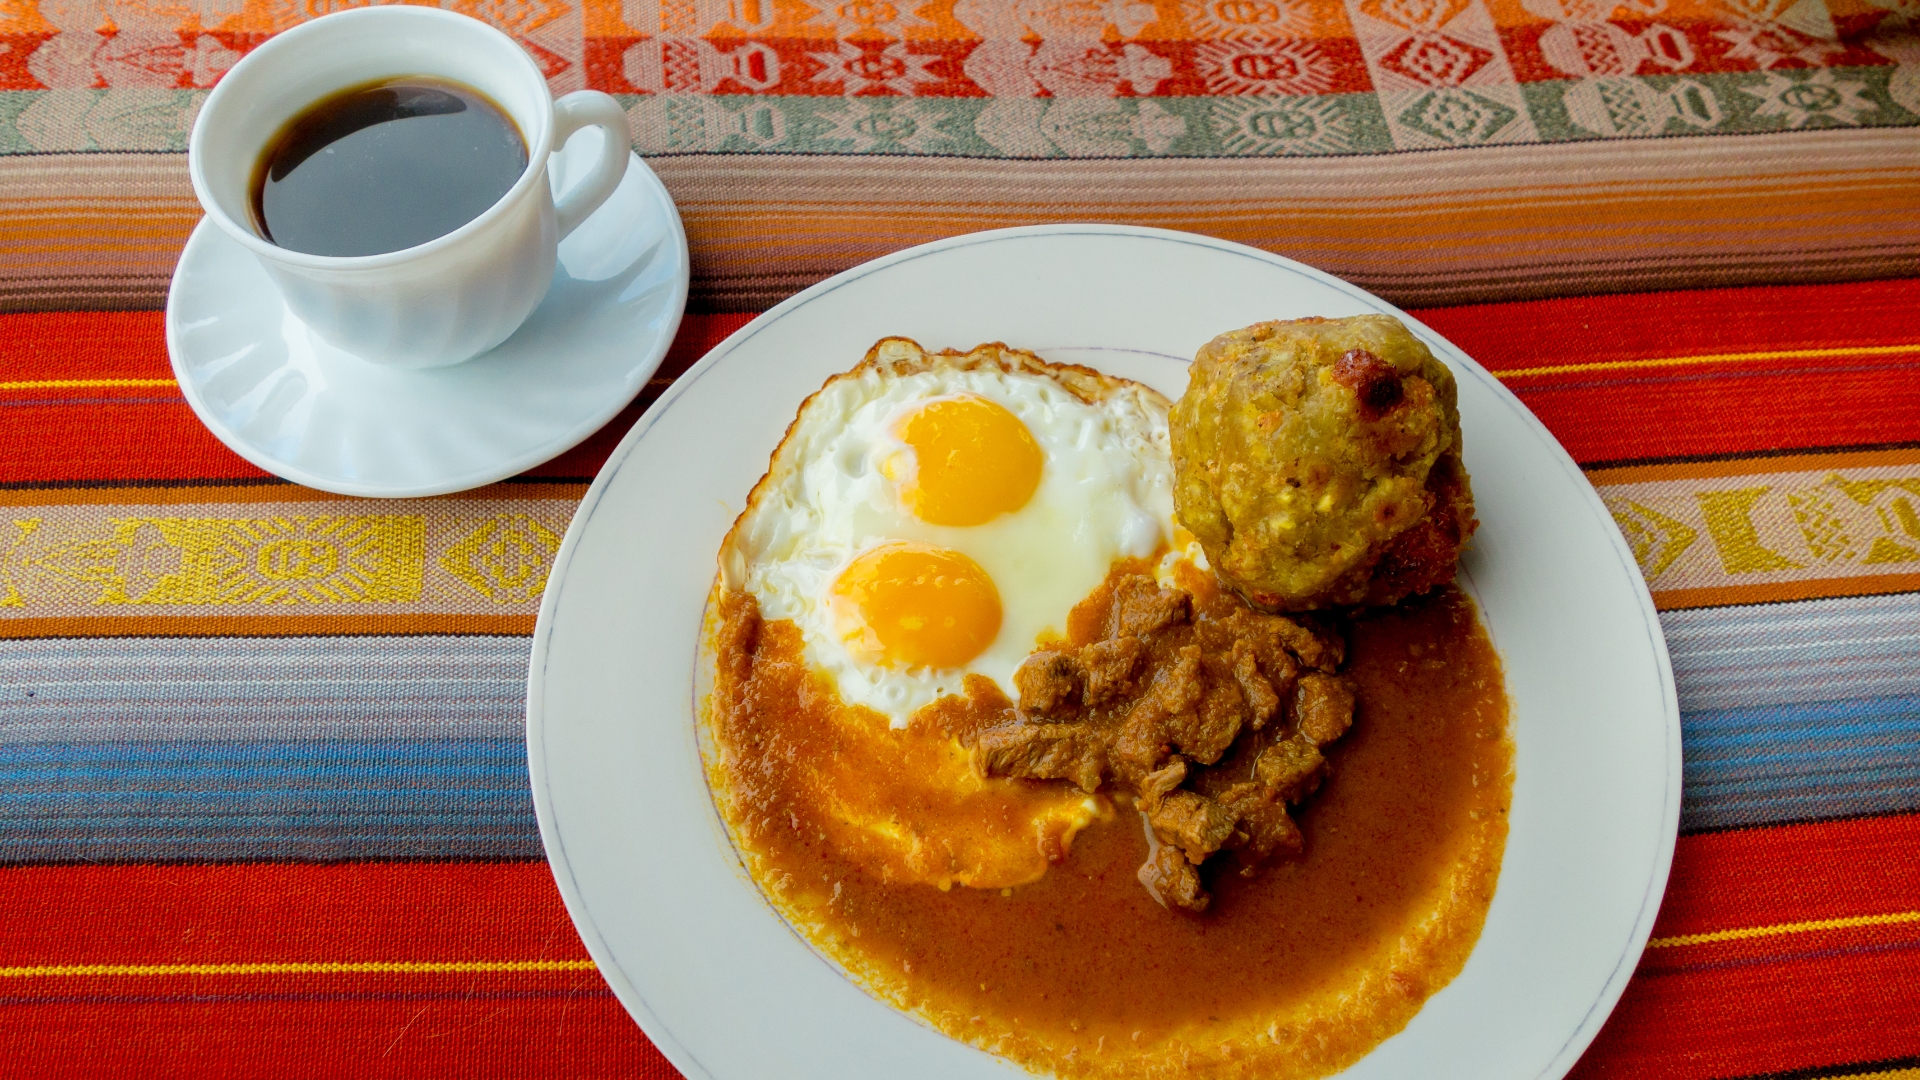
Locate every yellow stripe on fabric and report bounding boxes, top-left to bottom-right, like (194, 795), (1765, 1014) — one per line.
(1495, 344), (1920, 380)
(0, 378), (179, 390)
(1808, 1069), (1920, 1080)
(0, 959), (598, 978)
(1646, 909), (1920, 949)
(20, 349), (1916, 393)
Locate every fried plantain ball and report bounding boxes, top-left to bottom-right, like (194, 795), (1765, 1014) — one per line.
(1169, 314), (1476, 612)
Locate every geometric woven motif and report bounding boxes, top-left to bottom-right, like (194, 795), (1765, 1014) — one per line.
(1593, 458), (1920, 609)
(0, 498), (578, 623)
(2, 516), (424, 607)
(0, 0), (1911, 156)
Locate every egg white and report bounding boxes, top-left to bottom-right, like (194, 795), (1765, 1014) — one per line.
(722, 358), (1174, 727)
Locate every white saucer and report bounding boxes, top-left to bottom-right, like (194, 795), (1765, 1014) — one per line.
(166, 146), (690, 498)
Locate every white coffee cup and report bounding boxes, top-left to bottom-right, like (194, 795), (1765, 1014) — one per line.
(187, 7), (630, 370)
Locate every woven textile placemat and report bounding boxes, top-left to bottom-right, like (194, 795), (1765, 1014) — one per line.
(3, 279), (1919, 1077)
(2, 0), (1919, 1073)
(0, 0), (1918, 311)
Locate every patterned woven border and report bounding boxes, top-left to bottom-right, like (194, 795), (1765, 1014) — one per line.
(619, 71), (1920, 156)
(0, 0), (1915, 157)
(0, 64), (1914, 156)
(0, 484), (578, 637)
(1593, 448), (1920, 609)
(7, 452), (1913, 636)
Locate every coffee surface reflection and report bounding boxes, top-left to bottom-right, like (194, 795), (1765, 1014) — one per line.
(251, 78), (529, 258)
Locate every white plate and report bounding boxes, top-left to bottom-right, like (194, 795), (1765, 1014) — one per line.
(166, 147), (689, 498)
(527, 226), (1681, 1080)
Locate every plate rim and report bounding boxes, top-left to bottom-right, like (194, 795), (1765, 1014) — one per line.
(526, 222), (1682, 1080)
(163, 152), (692, 500)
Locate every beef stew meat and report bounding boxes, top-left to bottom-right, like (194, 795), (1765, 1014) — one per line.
(973, 573), (1356, 913)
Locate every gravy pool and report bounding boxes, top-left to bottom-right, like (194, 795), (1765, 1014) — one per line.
(704, 583), (1511, 1080)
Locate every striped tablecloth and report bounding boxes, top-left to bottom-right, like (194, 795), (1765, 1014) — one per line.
(3, 0), (1919, 1074)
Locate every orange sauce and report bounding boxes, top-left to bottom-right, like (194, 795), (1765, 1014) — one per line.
(704, 582), (1512, 1080)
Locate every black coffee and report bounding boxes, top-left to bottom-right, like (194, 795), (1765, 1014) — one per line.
(251, 77), (528, 258)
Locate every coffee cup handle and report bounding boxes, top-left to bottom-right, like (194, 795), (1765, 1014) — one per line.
(549, 91), (632, 240)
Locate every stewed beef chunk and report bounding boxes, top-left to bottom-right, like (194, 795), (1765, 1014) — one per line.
(973, 722), (1107, 793)
(973, 571), (1360, 913)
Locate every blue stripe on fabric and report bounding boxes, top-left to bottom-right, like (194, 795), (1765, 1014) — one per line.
(0, 589), (1915, 861)
(1664, 592), (1920, 832)
(0, 738), (539, 862)
(1, 634), (541, 861)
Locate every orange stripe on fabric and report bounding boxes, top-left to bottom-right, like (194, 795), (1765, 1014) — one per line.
(680, 202), (1920, 256)
(1647, 910), (1920, 950)
(669, 176), (1920, 301)
(671, 171), (1920, 231)
(0, 399), (261, 486)
(1650, 574), (1920, 612)
(660, 165), (1919, 215)
(1586, 446), (1920, 486)
(0, 960), (598, 978)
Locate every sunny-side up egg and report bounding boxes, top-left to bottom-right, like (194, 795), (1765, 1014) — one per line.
(722, 339), (1174, 725)
(713, 339), (1176, 891)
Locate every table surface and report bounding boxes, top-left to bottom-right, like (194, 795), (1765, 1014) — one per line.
(2, 0), (1919, 1076)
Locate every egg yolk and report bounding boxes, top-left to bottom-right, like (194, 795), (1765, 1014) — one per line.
(832, 543), (1002, 670)
(894, 395), (1044, 526)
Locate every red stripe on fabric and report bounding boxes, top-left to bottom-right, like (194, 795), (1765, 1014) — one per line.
(1569, 934), (1920, 1080)
(1652, 814), (1920, 941)
(0, 400), (268, 483)
(1499, 361), (1920, 465)
(10, 282), (1920, 481)
(0, 862), (674, 1077)
(8, 995), (673, 1079)
(0, 312), (172, 382)
(5, 278), (1909, 392)
(1410, 277), (1920, 465)
(7, 819), (1919, 1076)
(1413, 278), (1920, 372)
(0, 862), (589, 964)
(0, 312), (756, 485)
(1571, 814), (1920, 1080)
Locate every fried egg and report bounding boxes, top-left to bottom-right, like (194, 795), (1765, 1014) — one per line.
(720, 338), (1175, 726)
(707, 339), (1176, 890)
